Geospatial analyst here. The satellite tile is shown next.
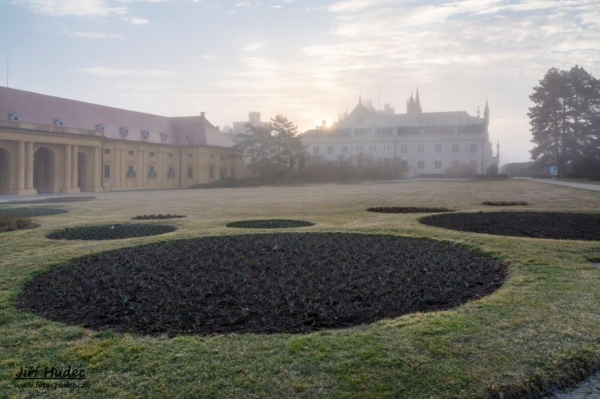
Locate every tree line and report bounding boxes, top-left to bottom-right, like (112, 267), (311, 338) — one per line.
(234, 114), (407, 183)
(529, 66), (600, 178)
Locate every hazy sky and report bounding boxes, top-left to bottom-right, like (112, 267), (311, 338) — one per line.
(1, 0), (599, 165)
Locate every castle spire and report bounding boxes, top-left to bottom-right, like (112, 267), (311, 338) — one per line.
(415, 86), (422, 114)
(484, 97), (489, 121)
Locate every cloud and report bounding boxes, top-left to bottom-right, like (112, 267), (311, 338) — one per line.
(122, 16), (149, 24)
(16, 0), (127, 17)
(271, 5), (282, 8)
(73, 68), (175, 77)
(202, 54), (218, 61)
(117, 82), (181, 90)
(236, 1), (251, 7)
(67, 31), (123, 39)
(242, 42), (265, 51)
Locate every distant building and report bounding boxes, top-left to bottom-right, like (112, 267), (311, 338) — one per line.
(0, 87), (242, 195)
(232, 112), (267, 135)
(302, 90), (499, 176)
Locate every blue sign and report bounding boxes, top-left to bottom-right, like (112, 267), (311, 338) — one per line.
(549, 166), (558, 176)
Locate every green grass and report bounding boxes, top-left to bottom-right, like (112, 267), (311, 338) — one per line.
(1, 179), (600, 398)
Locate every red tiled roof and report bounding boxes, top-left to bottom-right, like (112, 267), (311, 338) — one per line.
(0, 87), (236, 148)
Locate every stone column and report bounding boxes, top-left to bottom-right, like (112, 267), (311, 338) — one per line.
(17, 141), (25, 190)
(25, 142), (34, 190)
(63, 144), (72, 192)
(92, 147), (101, 191)
(71, 145), (79, 189)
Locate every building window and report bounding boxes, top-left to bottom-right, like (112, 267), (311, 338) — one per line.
(470, 160), (478, 170)
(187, 167), (193, 178)
(470, 144), (478, 153)
(209, 167), (214, 179)
(104, 149), (110, 154)
(342, 146), (348, 154)
(401, 145), (408, 154)
(148, 166), (157, 178)
(418, 145), (425, 153)
(313, 146), (319, 155)
(126, 165), (136, 178)
(357, 146), (363, 152)
(418, 161), (425, 169)
(435, 161), (442, 169)
(210, 154), (214, 158)
(220, 170), (225, 180)
(231, 167), (235, 178)
(452, 144), (459, 153)
(150, 152), (155, 157)
(435, 144), (442, 153)
(167, 167), (175, 178)
(327, 146), (334, 154)
(452, 160), (459, 166)
(128, 150), (133, 156)
(103, 165), (110, 178)
(188, 153), (193, 158)
(169, 153), (173, 157)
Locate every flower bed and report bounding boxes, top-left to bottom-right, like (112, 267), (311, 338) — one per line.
(16, 233), (507, 336)
(226, 219), (314, 229)
(46, 224), (177, 240)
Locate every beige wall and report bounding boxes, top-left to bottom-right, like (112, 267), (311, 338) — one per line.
(0, 125), (242, 195)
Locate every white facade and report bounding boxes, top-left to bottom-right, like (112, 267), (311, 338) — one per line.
(302, 92), (498, 176)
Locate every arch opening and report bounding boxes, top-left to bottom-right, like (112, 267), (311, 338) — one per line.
(33, 147), (56, 194)
(0, 148), (11, 195)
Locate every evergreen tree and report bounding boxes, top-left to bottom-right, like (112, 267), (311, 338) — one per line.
(529, 66), (600, 177)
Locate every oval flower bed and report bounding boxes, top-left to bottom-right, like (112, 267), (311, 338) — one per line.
(16, 233), (507, 336)
(367, 207), (456, 213)
(226, 219), (314, 229)
(132, 214), (186, 220)
(420, 212), (600, 241)
(0, 207), (68, 217)
(46, 224), (177, 240)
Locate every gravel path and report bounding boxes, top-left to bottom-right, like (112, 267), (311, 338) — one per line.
(542, 372), (600, 398)
(526, 178), (600, 192)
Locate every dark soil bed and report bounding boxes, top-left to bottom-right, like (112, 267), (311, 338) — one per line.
(3, 196), (95, 204)
(226, 220), (314, 228)
(46, 224), (177, 240)
(0, 215), (39, 233)
(367, 207), (456, 213)
(420, 212), (600, 241)
(0, 207), (68, 217)
(16, 233), (507, 336)
(132, 214), (186, 220)
(482, 201), (530, 206)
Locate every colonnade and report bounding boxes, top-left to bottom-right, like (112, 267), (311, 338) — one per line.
(8, 140), (102, 195)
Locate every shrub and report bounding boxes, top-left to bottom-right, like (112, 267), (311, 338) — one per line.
(0, 214), (37, 232)
(444, 163), (476, 178)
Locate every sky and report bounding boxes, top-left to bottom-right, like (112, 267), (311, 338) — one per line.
(1, 0), (599, 165)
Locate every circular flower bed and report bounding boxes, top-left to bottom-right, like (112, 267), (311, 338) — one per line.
(0, 207), (68, 217)
(420, 212), (600, 241)
(482, 201), (529, 206)
(367, 207), (455, 214)
(132, 214), (186, 220)
(46, 224), (177, 240)
(16, 233), (507, 336)
(226, 219), (314, 229)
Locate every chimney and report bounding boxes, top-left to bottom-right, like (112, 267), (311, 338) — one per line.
(200, 112), (206, 118)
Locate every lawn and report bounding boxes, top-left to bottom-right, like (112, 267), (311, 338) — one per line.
(1, 179), (600, 398)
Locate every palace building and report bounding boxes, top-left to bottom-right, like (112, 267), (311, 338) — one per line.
(0, 87), (242, 196)
(302, 89), (499, 176)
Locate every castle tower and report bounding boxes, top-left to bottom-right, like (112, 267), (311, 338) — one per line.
(415, 87), (422, 114)
(484, 98), (490, 124)
(407, 93), (415, 115)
